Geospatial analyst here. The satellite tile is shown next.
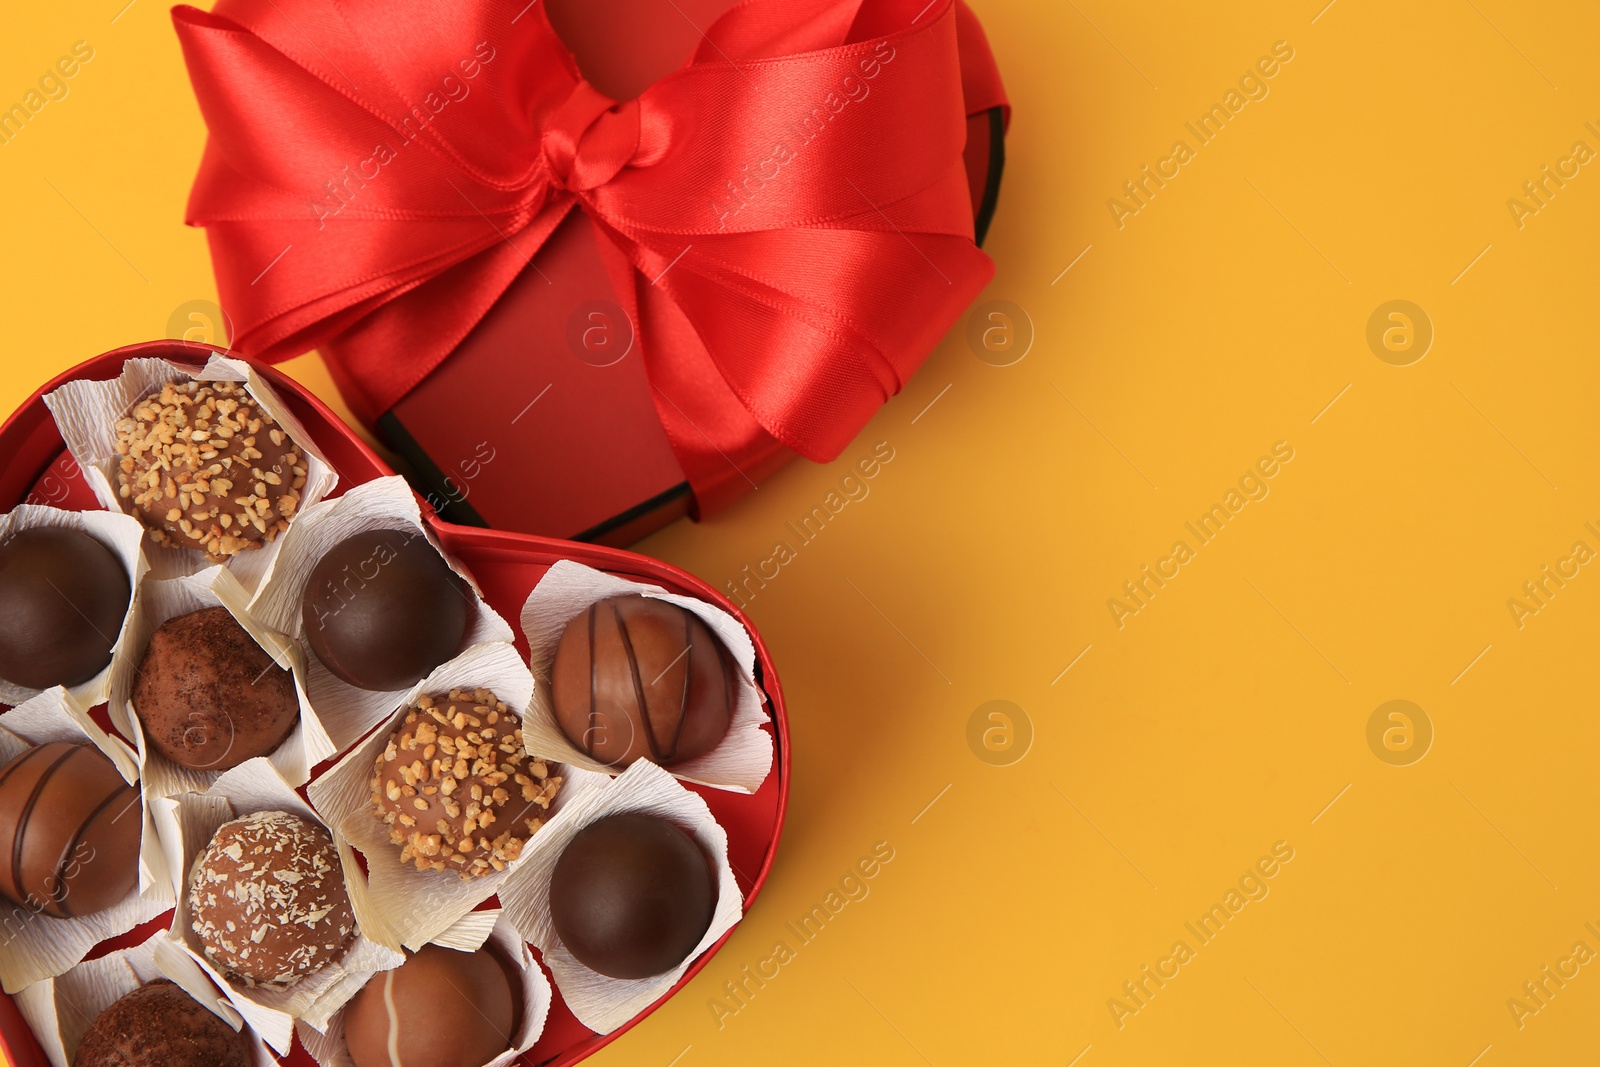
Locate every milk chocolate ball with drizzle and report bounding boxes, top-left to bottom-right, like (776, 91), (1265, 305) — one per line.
(342, 943), (517, 1067)
(0, 741), (141, 919)
(301, 529), (470, 691)
(0, 526), (131, 691)
(550, 595), (735, 768)
(548, 812), (716, 979)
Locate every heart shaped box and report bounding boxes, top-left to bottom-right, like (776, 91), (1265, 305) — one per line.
(0, 339), (789, 1067)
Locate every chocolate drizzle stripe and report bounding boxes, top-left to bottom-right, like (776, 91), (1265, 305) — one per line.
(663, 608), (694, 762)
(47, 778), (133, 918)
(584, 603), (599, 759)
(11, 745), (83, 909)
(613, 601), (664, 762)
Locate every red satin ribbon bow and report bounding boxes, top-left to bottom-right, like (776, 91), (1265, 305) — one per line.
(173, 0), (1007, 513)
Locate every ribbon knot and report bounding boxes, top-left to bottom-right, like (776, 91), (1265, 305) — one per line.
(541, 82), (641, 193)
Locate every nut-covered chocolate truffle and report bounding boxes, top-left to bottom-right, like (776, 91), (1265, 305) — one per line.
(371, 689), (561, 879)
(343, 944), (517, 1067)
(115, 379), (306, 561)
(0, 741), (140, 919)
(189, 810), (356, 987)
(133, 606), (300, 771)
(550, 595), (735, 769)
(73, 979), (249, 1067)
(0, 526), (131, 691)
(549, 812), (716, 980)
(302, 529), (470, 691)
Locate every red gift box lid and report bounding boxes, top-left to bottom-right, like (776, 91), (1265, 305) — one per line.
(380, 0), (1006, 546)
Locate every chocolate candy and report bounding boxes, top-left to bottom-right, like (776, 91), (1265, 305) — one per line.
(74, 979), (250, 1067)
(343, 943), (516, 1067)
(114, 378), (306, 561)
(549, 812), (716, 979)
(189, 810), (356, 987)
(550, 595), (734, 768)
(133, 606), (300, 771)
(371, 689), (562, 879)
(0, 741), (140, 919)
(302, 529), (470, 691)
(0, 526), (130, 690)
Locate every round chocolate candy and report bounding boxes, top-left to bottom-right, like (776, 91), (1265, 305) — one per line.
(133, 606), (300, 771)
(371, 689), (562, 879)
(550, 595), (734, 768)
(189, 810), (356, 987)
(343, 943), (517, 1067)
(0, 741), (140, 919)
(301, 529), (470, 691)
(114, 378), (307, 561)
(0, 526), (131, 691)
(549, 812), (716, 979)
(73, 979), (250, 1067)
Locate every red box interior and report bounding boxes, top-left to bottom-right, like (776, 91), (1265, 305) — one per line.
(0, 340), (789, 1067)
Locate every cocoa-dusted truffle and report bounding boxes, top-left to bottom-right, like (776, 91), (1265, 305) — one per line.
(73, 979), (249, 1067)
(114, 378), (306, 561)
(302, 529), (470, 691)
(550, 595), (735, 768)
(133, 606), (299, 771)
(371, 689), (561, 879)
(0, 741), (140, 919)
(0, 526), (131, 691)
(343, 944), (517, 1067)
(189, 810), (356, 987)
(549, 812), (716, 980)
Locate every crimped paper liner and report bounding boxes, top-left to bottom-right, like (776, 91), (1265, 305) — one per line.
(112, 566), (336, 798)
(297, 911), (552, 1067)
(40, 354), (338, 591)
(519, 559), (773, 794)
(0, 505), (147, 710)
(497, 760), (743, 1035)
(247, 476), (515, 753)
(307, 640), (607, 952)
(13, 930), (277, 1067)
(153, 756), (404, 1054)
(0, 687), (172, 994)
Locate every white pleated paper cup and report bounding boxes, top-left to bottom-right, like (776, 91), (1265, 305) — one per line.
(153, 756), (404, 1054)
(13, 929), (277, 1067)
(497, 760), (743, 1035)
(307, 640), (607, 952)
(0, 687), (171, 995)
(0, 505), (147, 710)
(41, 354), (338, 591)
(112, 566), (336, 800)
(519, 559), (773, 794)
(297, 911), (551, 1067)
(247, 476), (515, 753)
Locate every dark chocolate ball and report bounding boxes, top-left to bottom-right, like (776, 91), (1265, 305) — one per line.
(343, 944), (517, 1067)
(549, 812), (716, 979)
(0, 741), (141, 919)
(0, 526), (131, 690)
(133, 606), (300, 771)
(74, 979), (250, 1067)
(371, 689), (562, 879)
(189, 810), (356, 987)
(114, 378), (306, 561)
(550, 595), (734, 768)
(301, 529), (470, 691)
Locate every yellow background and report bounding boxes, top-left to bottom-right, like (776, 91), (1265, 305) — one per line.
(3, 1), (1599, 1064)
